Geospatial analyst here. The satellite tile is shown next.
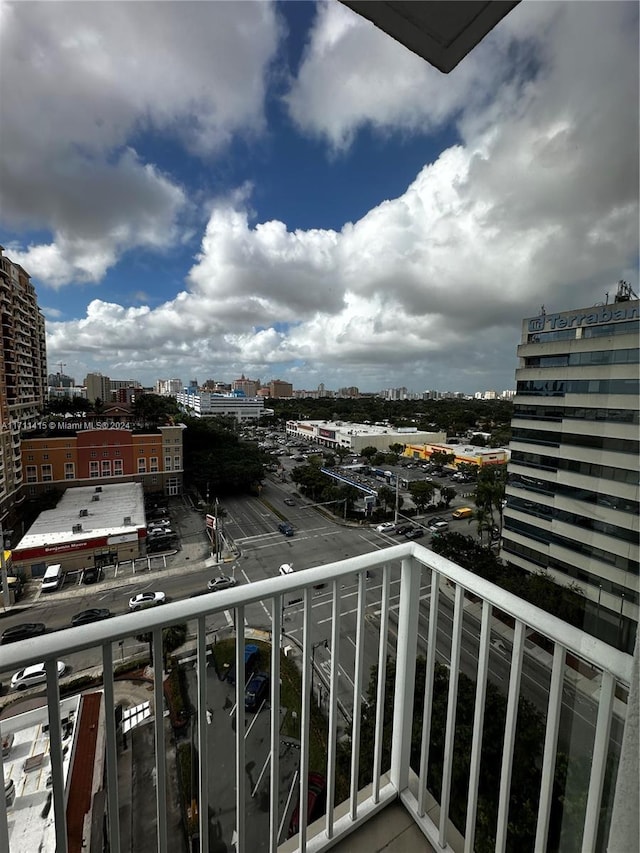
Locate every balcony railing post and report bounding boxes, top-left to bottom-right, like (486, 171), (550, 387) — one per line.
(390, 555), (421, 794)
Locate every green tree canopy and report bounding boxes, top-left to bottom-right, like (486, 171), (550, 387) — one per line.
(182, 417), (265, 496)
(408, 480), (435, 512)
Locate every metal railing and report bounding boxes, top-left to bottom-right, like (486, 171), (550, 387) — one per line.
(0, 542), (633, 853)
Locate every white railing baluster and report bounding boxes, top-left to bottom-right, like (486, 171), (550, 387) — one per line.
(464, 600), (492, 852)
(534, 641), (565, 852)
(196, 616), (209, 853)
(582, 670), (616, 853)
(373, 563), (391, 804)
(269, 594), (282, 853)
(152, 628), (168, 853)
(325, 579), (342, 839)
(235, 608), (245, 853)
(349, 570), (367, 821)
(417, 568), (440, 818)
(495, 619), (526, 853)
(390, 556), (421, 793)
(439, 583), (465, 848)
(45, 657), (68, 853)
(299, 589), (312, 852)
(102, 643), (121, 853)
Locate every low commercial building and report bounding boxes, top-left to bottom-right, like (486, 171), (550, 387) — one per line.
(285, 420), (445, 453)
(403, 442), (509, 468)
(11, 482), (146, 579)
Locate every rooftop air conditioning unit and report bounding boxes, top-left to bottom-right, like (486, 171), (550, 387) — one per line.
(72, 523), (82, 533)
(123, 516), (132, 526)
(79, 508), (88, 517)
(91, 494), (100, 501)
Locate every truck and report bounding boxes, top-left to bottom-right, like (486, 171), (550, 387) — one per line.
(41, 563), (63, 592)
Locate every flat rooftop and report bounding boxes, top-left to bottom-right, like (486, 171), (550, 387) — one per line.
(2, 695), (81, 851)
(14, 482), (145, 550)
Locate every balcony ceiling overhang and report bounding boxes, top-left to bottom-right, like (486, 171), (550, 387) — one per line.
(340, 0), (520, 73)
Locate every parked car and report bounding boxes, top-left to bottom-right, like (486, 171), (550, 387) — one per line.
(429, 521), (449, 534)
(148, 518), (171, 528)
(71, 608), (111, 627)
(375, 522), (396, 533)
(82, 566), (103, 584)
(227, 644), (259, 685)
(1, 623), (46, 644)
(11, 661), (66, 690)
(207, 575), (237, 592)
(244, 672), (269, 711)
(394, 524), (412, 535)
(148, 527), (174, 538)
(405, 527), (425, 540)
(278, 522), (294, 537)
(288, 772), (327, 837)
(129, 591), (166, 611)
(428, 516), (447, 526)
(284, 497), (295, 506)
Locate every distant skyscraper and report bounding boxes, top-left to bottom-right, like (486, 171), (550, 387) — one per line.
(501, 287), (639, 651)
(0, 247), (47, 520)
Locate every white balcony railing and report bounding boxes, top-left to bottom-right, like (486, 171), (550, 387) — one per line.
(0, 542), (634, 853)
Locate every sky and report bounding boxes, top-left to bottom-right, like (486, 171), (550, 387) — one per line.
(0, 1), (638, 395)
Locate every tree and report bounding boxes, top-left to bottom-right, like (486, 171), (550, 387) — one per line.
(182, 417), (265, 496)
(134, 393), (180, 426)
(377, 485), (396, 513)
(334, 446), (350, 464)
(408, 481), (435, 512)
(360, 446), (378, 462)
(440, 486), (457, 508)
(430, 450), (455, 468)
(473, 463), (507, 533)
(136, 623), (188, 668)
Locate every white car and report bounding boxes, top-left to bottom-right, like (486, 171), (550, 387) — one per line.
(129, 591), (166, 611)
(375, 522), (396, 533)
(279, 564), (294, 575)
(11, 661), (66, 690)
(429, 521), (449, 534)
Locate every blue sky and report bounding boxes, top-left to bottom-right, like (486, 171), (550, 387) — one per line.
(0, 1), (638, 394)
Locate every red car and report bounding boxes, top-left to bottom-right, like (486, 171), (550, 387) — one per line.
(288, 772), (327, 837)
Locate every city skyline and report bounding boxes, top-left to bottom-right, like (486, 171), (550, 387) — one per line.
(0, 1), (638, 393)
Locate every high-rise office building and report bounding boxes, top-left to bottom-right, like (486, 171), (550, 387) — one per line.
(501, 284), (639, 651)
(0, 247), (47, 521)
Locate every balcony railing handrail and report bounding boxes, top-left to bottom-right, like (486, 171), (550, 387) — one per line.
(0, 541), (633, 686)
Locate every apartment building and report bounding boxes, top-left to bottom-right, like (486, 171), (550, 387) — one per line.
(501, 287), (639, 651)
(0, 247), (47, 522)
(21, 424), (184, 497)
(84, 372), (112, 404)
(156, 378), (183, 396)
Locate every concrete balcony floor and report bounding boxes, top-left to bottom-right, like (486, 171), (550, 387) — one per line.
(329, 802), (436, 853)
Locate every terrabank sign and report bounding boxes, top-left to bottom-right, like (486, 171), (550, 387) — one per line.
(528, 303), (638, 333)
